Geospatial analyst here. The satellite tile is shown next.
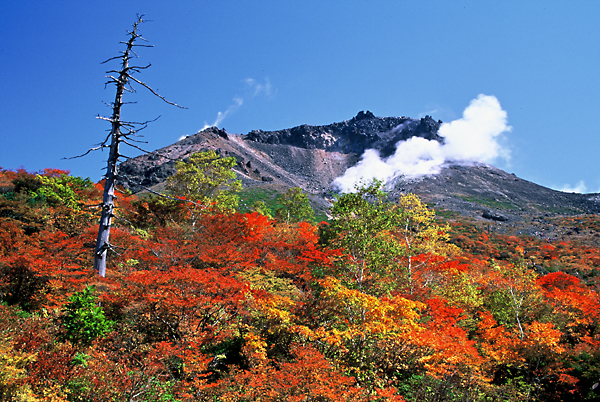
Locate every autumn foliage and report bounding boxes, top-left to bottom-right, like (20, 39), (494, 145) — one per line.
(1, 166), (599, 401)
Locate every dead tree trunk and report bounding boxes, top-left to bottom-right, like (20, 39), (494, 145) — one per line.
(93, 23), (132, 277)
(84, 15), (184, 277)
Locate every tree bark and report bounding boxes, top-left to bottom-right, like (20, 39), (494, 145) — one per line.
(89, 16), (184, 277)
(94, 17), (139, 277)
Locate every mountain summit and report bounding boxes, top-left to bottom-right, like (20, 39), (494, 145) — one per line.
(118, 111), (442, 197)
(118, 112), (600, 236)
(245, 112), (442, 156)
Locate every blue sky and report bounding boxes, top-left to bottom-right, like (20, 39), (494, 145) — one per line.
(1, 1), (599, 193)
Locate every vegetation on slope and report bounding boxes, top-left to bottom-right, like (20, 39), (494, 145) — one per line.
(0, 157), (599, 401)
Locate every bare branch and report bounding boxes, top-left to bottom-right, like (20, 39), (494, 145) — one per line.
(121, 136), (149, 144)
(96, 116), (116, 123)
(127, 75), (187, 109)
(63, 144), (109, 159)
(101, 55), (124, 64)
(119, 141), (157, 155)
(120, 116), (161, 126)
(129, 63), (152, 71)
(123, 177), (207, 208)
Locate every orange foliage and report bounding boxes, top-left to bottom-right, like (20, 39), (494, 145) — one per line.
(2, 167), (600, 401)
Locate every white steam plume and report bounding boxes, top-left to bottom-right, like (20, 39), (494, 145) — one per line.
(333, 94), (512, 192)
(244, 77), (276, 97)
(198, 77), (276, 133)
(200, 96), (244, 131)
(555, 180), (587, 194)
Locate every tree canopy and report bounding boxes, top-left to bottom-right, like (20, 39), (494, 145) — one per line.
(1, 166), (599, 401)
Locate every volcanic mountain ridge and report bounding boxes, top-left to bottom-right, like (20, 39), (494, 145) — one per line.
(118, 112), (600, 239)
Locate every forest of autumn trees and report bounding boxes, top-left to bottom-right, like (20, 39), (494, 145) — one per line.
(1, 161), (600, 402)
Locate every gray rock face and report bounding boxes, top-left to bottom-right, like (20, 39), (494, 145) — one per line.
(245, 112), (442, 156)
(483, 210), (509, 222)
(116, 112), (600, 238)
(118, 112), (442, 193)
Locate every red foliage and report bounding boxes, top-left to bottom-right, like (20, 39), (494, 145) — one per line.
(2, 168), (600, 401)
(211, 345), (402, 402)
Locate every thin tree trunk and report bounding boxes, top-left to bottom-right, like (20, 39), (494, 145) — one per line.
(80, 15), (185, 277)
(93, 20), (136, 277)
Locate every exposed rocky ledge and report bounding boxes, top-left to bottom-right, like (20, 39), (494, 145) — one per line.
(245, 111), (443, 157)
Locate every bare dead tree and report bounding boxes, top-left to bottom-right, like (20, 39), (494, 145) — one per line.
(72, 15), (184, 277)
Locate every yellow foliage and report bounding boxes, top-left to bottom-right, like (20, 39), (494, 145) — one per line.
(242, 332), (268, 367)
(317, 276), (424, 345)
(395, 193), (460, 258)
(436, 270), (484, 311)
(236, 266), (300, 300)
(0, 335), (38, 402)
(525, 321), (565, 355)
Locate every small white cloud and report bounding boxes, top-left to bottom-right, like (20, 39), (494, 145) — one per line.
(418, 105), (456, 122)
(418, 109), (439, 118)
(244, 77), (276, 97)
(555, 180), (587, 193)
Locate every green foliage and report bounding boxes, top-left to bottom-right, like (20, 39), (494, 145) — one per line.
(326, 180), (404, 290)
(238, 187), (281, 213)
(395, 374), (466, 402)
(71, 352), (90, 367)
(275, 187), (315, 224)
(459, 195), (520, 211)
(166, 150), (241, 213)
(29, 174), (93, 210)
(250, 200), (273, 218)
(141, 380), (182, 402)
(60, 286), (114, 346)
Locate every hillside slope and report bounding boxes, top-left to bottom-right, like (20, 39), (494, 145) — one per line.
(118, 112), (600, 236)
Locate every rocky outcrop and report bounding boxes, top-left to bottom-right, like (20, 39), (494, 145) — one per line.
(117, 112), (600, 239)
(482, 210), (509, 222)
(119, 112), (442, 193)
(245, 111), (442, 156)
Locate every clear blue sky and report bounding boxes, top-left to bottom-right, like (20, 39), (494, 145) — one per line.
(1, 1), (599, 193)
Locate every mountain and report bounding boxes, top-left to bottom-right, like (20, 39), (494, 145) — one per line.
(118, 112), (600, 237)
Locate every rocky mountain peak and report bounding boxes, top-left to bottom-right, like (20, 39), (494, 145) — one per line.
(352, 110), (376, 120)
(118, 112), (600, 239)
(244, 112), (442, 156)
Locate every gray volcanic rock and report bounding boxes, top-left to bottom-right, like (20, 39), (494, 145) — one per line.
(117, 112), (600, 238)
(118, 112), (442, 194)
(245, 111), (442, 156)
(482, 210), (509, 222)
(386, 162), (600, 237)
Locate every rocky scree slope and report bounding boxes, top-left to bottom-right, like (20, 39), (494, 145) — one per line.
(118, 111), (600, 237)
(118, 112), (441, 210)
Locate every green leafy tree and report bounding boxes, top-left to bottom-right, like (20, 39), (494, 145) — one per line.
(326, 180), (404, 292)
(60, 286), (114, 346)
(327, 181), (458, 294)
(275, 187), (315, 224)
(251, 200), (273, 218)
(166, 150), (242, 216)
(30, 174), (93, 210)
